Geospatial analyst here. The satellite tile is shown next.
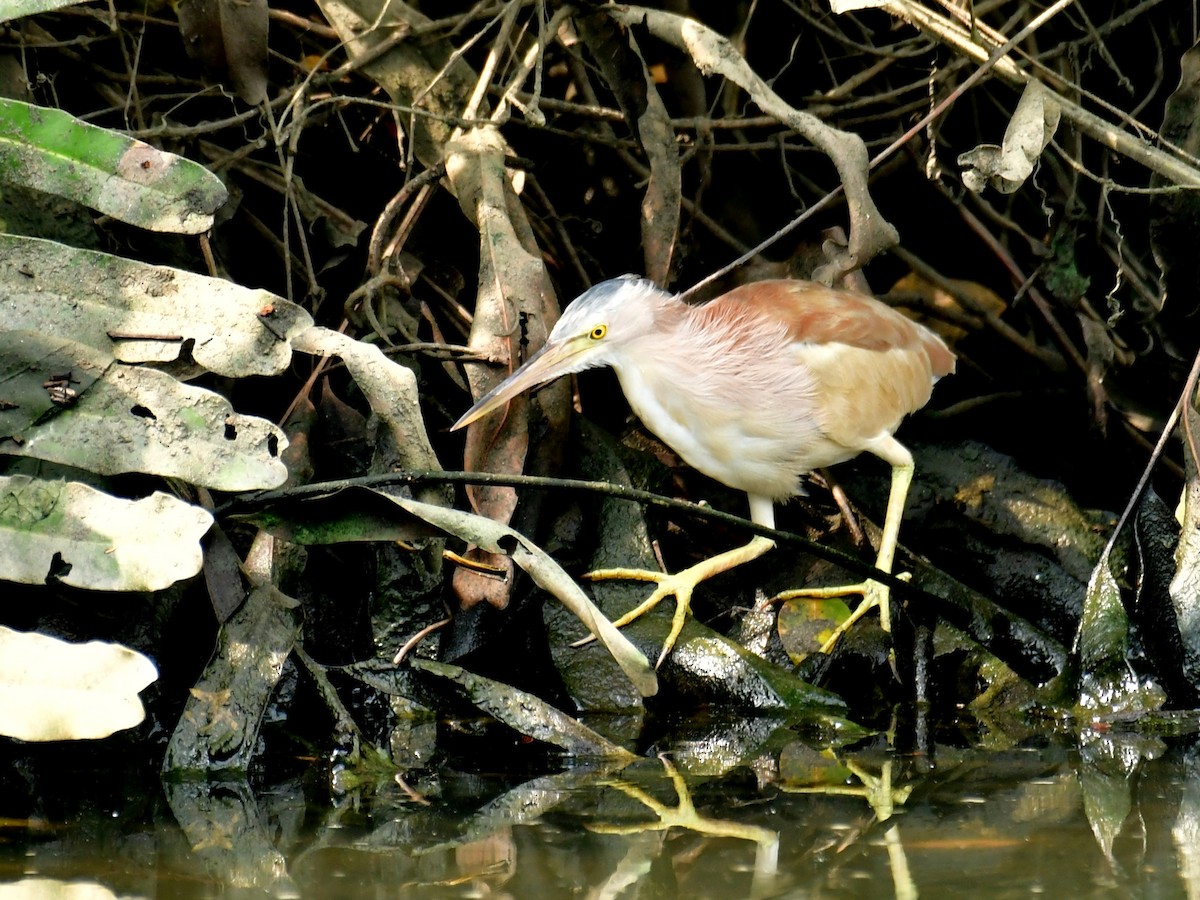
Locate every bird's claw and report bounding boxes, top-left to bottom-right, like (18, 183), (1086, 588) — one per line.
(774, 572), (910, 655)
(574, 567), (697, 668)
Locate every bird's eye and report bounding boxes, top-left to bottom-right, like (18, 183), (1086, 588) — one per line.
(590, 324), (607, 340)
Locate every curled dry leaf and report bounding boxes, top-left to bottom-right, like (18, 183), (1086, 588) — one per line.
(959, 81), (1061, 193)
(386, 495), (659, 698)
(0, 626), (158, 741)
(609, 5), (898, 279)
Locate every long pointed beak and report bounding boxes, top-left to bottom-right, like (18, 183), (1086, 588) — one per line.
(451, 337), (587, 431)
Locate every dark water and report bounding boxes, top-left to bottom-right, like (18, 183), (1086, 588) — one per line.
(4, 725), (1198, 899)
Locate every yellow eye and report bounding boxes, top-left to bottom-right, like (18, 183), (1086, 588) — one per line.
(590, 324), (607, 340)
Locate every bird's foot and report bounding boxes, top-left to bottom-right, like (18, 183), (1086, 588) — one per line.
(773, 573), (909, 655)
(575, 536), (775, 668)
(574, 566), (697, 668)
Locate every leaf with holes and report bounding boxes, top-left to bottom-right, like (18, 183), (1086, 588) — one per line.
(0, 234), (311, 376)
(4, 350), (287, 491)
(0, 474), (213, 591)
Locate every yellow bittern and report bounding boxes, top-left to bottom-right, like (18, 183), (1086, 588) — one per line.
(453, 277), (955, 665)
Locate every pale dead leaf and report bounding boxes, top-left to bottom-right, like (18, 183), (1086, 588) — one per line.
(959, 81), (1060, 193)
(0, 627), (158, 741)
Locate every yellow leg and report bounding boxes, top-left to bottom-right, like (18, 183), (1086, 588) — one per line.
(775, 444), (914, 654)
(584, 535), (776, 667)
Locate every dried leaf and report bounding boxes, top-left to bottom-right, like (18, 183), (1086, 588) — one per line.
(445, 127), (570, 609)
(0, 626), (157, 741)
(576, 13), (680, 283)
(609, 6), (898, 279)
(959, 81), (1060, 193)
(177, 0), (269, 105)
(389, 495), (659, 698)
(447, 127), (568, 524)
(0, 474), (213, 591)
(888, 270), (1007, 344)
(291, 325), (443, 488)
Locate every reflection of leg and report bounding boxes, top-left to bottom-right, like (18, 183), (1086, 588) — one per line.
(784, 758), (916, 898)
(884, 822), (918, 900)
(588, 758), (777, 854)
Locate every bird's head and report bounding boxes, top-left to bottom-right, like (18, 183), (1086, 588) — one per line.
(452, 276), (669, 430)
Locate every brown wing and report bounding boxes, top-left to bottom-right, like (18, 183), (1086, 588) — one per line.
(705, 280), (955, 456)
(713, 280), (956, 379)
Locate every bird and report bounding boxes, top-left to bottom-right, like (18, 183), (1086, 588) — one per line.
(453, 276), (955, 666)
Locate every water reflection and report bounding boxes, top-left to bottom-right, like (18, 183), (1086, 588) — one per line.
(6, 727), (1200, 898)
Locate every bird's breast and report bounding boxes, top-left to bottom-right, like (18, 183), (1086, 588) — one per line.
(612, 345), (841, 501)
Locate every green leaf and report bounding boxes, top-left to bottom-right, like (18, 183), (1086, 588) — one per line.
(0, 474), (213, 591)
(777, 596), (851, 663)
(235, 484), (439, 544)
(0, 626), (157, 741)
(1074, 550), (1166, 715)
(0, 98), (227, 233)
